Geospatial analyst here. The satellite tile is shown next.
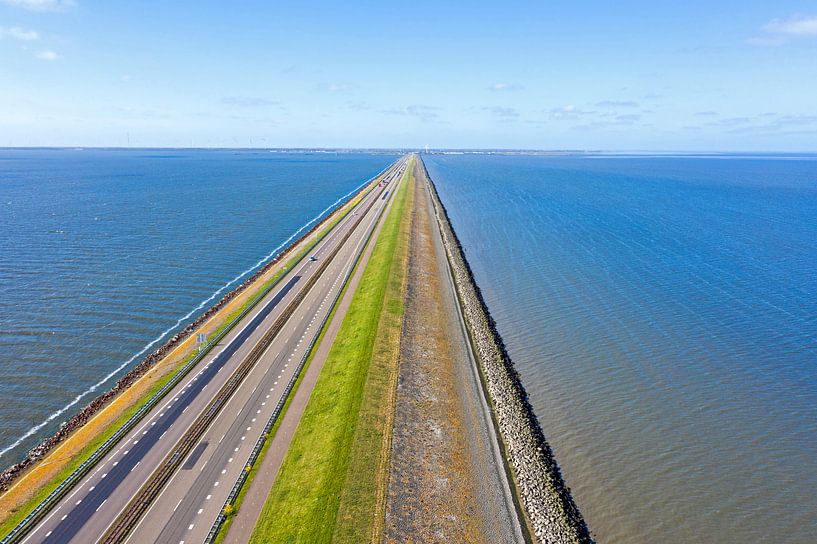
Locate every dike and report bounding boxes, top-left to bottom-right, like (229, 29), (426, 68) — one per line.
(421, 157), (594, 544)
(0, 169), (384, 494)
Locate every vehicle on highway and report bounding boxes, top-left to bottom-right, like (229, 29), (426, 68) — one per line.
(309, 255), (318, 261)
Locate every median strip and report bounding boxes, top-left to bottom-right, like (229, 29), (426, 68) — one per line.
(247, 158), (414, 544)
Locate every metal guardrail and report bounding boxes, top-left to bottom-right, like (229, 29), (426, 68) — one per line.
(0, 163), (399, 544)
(203, 162), (402, 544)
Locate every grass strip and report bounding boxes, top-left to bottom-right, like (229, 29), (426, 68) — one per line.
(331, 166), (413, 542)
(249, 161), (413, 544)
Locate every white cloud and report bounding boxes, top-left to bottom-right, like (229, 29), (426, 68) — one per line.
(746, 36), (787, 47)
(221, 96), (278, 107)
(382, 104), (441, 122)
(764, 15), (817, 36)
(320, 83), (351, 93)
(596, 100), (639, 108)
(548, 105), (594, 119)
(36, 49), (58, 61)
(490, 82), (522, 91)
(483, 106), (519, 118)
(0, 26), (39, 41)
(0, 0), (76, 11)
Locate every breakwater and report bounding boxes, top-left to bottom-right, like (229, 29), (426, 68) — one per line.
(420, 158), (593, 544)
(0, 173), (380, 495)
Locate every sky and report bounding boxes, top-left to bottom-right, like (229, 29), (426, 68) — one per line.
(1, 0), (816, 150)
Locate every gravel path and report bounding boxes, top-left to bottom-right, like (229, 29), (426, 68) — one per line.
(384, 161), (524, 543)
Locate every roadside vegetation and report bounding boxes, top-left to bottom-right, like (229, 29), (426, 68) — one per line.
(0, 190), (368, 537)
(249, 160), (414, 543)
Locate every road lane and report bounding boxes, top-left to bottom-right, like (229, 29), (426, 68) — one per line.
(17, 157), (406, 544)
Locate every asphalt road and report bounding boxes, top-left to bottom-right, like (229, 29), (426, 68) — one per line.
(20, 156), (407, 544)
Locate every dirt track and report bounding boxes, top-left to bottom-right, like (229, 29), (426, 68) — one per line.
(384, 161), (524, 543)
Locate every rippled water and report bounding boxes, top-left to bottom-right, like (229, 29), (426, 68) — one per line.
(424, 154), (817, 543)
(0, 149), (395, 464)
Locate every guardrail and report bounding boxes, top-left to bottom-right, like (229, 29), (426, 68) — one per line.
(203, 164), (399, 544)
(0, 162), (399, 544)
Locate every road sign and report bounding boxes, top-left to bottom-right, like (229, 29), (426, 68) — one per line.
(197, 333), (207, 351)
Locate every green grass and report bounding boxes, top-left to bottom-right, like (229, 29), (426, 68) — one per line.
(331, 167), (413, 542)
(249, 162), (413, 544)
(0, 191), (366, 539)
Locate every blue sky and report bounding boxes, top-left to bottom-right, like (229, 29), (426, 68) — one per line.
(1, 0), (816, 150)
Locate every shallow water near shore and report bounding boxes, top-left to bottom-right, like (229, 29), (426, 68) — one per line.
(0, 148), (395, 464)
(424, 153), (817, 544)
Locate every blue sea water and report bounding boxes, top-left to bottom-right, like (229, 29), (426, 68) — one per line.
(0, 149), (395, 464)
(424, 154), (817, 544)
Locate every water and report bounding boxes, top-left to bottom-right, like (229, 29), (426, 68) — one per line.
(0, 149), (395, 464)
(423, 154), (817, 543)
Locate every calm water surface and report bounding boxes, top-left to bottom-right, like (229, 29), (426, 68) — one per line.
(424, 154), (817, 543)
(0, 149), (395, 463)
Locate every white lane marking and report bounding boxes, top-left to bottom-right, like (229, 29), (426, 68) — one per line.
(206, 494), (212, 500)
(89, 486), (94, 491)
(75, 499), (82, 505)
(131, 461), (141, 472)
(96, 499), (107, 512)
(160, 431), (167, 440)
(101, 473), (107, 478)
(188, 524), (194, 530)
(228, 457), (233, 463)
(174, 498), (183, 511)
(214, 482), (219, 487)
(198, 508), (204, 515)
(61, 515), (67, 521)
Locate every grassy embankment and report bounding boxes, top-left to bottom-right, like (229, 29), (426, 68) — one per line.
(0, 189), (368, 538)
(249, 159), (414, 544)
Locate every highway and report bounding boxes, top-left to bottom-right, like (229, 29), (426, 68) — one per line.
(17, 156), (407, 544)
